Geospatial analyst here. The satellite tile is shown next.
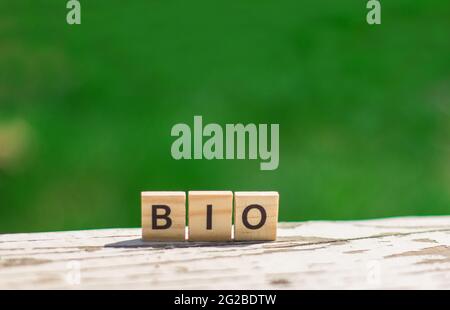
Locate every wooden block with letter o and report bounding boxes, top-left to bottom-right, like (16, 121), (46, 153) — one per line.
(188, 191), (233, 241)
(234, 191), (279, 241)
(141, 191), (186, 241)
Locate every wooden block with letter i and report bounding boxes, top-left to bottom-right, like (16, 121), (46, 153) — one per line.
(234, 191), (279, 241)
(188, 191), (233, 241)
(141, 191), (186, 241)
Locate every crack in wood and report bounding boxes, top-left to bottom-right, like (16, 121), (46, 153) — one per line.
(2, 218), (450, 289)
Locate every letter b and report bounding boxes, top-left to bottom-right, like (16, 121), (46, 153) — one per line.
(141, 192), (186, 241)
(152, 205), (172, 229)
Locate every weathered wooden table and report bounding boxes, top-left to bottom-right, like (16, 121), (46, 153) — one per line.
(1, 216), (450, 289)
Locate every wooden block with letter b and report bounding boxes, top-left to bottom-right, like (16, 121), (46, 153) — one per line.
(141, 191), (186, 241)
(188, 191), (233, 241)
(234, 191), (279, 241)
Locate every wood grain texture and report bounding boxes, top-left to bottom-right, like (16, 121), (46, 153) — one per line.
(1, 216), (450, 289)
(234, 192), (279, 241)
(141, 191), (186, 241)
(188, 191), (233, 241)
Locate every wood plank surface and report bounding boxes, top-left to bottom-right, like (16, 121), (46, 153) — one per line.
(1, 216), (450, 289)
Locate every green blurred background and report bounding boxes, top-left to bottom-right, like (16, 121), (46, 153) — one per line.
(1, 1), (450, 233)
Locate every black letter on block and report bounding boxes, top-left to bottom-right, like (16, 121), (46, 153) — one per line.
(242, 204), (267, 229)
(152, 205), (172, 229)
(206, 204), (213, 230)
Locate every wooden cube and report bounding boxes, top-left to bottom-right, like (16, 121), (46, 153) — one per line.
(188, 191), (233, 241)
(141, 191), (186, 241)
(234, 191), (279, 241)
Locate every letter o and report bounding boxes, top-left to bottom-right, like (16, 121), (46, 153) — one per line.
(242, 204), (267, 229)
